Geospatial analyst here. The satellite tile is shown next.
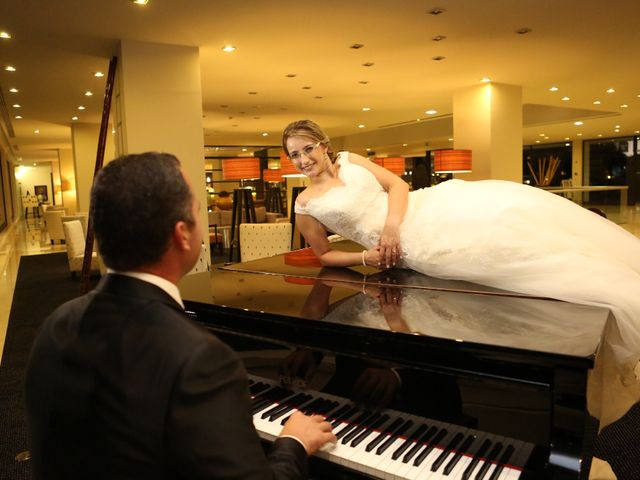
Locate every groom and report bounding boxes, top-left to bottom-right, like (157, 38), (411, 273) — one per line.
(24, 152), (335, 479)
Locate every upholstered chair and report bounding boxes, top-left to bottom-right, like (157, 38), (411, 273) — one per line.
(61, 213), (89, 235)
(43, 209), (68, 244)
(239, 222), (292, 262)
(62, 220), (100, 278)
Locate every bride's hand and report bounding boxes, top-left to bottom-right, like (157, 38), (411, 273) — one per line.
(379, 225), (402, 268)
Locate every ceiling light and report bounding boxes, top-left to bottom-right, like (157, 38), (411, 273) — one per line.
(593, 100), (601, 105)
(0, 31), (11, 39)
(358, 81), (369, 84)
(301, 86), (311, 90)
(535, 140), (541, 143)
(358, 124), (365, 129)
(432, 56), (446, 61)
(614, 129), (620, 132)
(71, 116), (78, 121)
(539, 133), (545, 137)
(12, 104), (20, 108)
(448, 138), (453, 141)
(241, 148), (247, 152)
(432, 35), (446, 42)
(428, 7), (446, 15)
(248, 91), (257, 95)
(544, 136), (549, 140)
(84, 91), (93, 96)
(481, 77), (491, 83)
(349, 43), (364, 49)
(621, 104), (628, 108)
(222, 45), (236, 52)
(366, 148), (371, 151)
(561, 96), (570, 101)
(362, 107), (371, 111)
(549, 86), (558, 92)
(516, 27), (532, 35)
(132, 0), (148, 4)
(261, 132), (268, 136)
(314, 96), (323, 99)
(5, 65), (16, 72)
(615, 125), (621, 128)
(78, 105), (86, 110)
(285, 74), (296, 78)
(15, 115), (22, 119)
(94, 71), (104, 77)
(606, 88), (615, 93)
(565, 137), (570, 140)
(9, 87), (18, 93)
(574, 121), (584, 126)
(402, 143), (408, 147)
(577, 133), (583, 136)
(362, 62), (374, 67)
(635, 131), (640, 134)
(34, 129), (40, 134)
(425, 109), (438, 115)
(598, 134), (603, 137)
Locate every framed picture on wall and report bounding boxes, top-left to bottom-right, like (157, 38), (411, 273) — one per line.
(34, 185), (48, 202)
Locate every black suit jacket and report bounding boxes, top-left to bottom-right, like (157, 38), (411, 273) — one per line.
(25, 274), (308, 479)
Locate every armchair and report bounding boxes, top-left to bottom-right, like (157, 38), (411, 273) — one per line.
(62, 220), (100, 278)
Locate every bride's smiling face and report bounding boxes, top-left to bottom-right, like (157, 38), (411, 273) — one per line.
(286, 136), (329, 177)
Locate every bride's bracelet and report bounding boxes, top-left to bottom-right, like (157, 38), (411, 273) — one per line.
(361, 249), (367, 267)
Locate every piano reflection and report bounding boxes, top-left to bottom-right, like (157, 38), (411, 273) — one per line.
(181, 242), (617, 479)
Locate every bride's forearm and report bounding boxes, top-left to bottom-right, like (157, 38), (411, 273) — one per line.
(318, 249), (364, 267)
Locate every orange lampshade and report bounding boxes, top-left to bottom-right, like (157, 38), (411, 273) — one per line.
(433, 149), (472, 173)
(263, 169), (283, 182)
(222, 158), (260, 180)
(373, 157), (405, 176)
(279, 150), (299, 176)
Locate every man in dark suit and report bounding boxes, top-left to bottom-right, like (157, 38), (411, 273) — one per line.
(24, 152), (335, 479)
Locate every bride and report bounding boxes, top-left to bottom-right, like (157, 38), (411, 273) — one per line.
(283, 119), (640, 370)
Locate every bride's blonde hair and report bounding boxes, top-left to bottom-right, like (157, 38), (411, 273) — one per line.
(282, 120), (336, 163)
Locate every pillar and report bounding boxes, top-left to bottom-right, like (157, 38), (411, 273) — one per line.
(453, 82), (523, 182)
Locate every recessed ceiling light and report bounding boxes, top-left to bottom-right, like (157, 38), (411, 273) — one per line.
(350, 43), (364, 49)
(71, 116), (78, 121)
(428, 7), (446, 15)
(78, 105), (86, 110)
(621, 104), (628, 108)
(606, 88), (615, 93)
(248, 91), (257, 95)
(15, 115), (22, 119)
(615, 125), (621, 128)
(593, 100), (601, 105)
(84, 91), (93, 96)
(301, 86), (311, 90)
(539, 133), (545, 137)
(574, 121), (584, 126)
(597, 134), (603, 137)
(12, 104), (20, 108)
(9, 87), (18, 93)
(366, 148), (371, 151)
(515, 27), (532, 35)
(448, 138), (453, 141)
(635, 130), (640, 134)
(425, 109), (438, 115)
(549, 86), (559, 92)
(5, 65), (16, 72)
(535, 140), (541, 143)
(402, 143), (408, 147)
(132, 0), (148, 4)
(362, 107), (371, 111)
(432, 35), (447, 42)
(561, 96), (570, 101)
(432, 56), (446, 61)
(358, 124), (365, 128)
(261, 132), (268, 136)
(481, 77), (491, 83)
(222, 45), (236, 52)
(358, 81), (369, 84)
(565, 143), (570, 146)
(544, 136), (549, 140)
(0, 31), (11, 39)
(285, 74), (296, 78)
(314, 96), (323, 99)
(241, 148), (247, 152)
(34, 129), (40, 134)
(564, 137), (570, 140)
(614, 129), (620, 132)
(577, 133), (583, 136)
(362, 62), (374, 67)
(94, 71), (104, 77)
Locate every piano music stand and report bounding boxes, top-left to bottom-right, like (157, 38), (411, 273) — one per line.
(228, 189), (257, 262)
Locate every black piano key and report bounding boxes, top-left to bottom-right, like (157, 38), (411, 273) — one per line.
(315, 399), (340, 416)
(366, 417), (404, 452)
(413, 427), (447, 466)
(376, 420), (414, 455)
(336, 410), (372, 439)
(430, 431), (464, 471)
(268, 393), (313, 421)
(261, 392), (307, 419)
(488, 444), (515, 480)
(342, 412), (382, 444)
(402, 425), (438, 464)
(252, 387), (295, 414)
(475, 442), (503, 480)
(391, 423), (428, 460)
(461, 438), (492, 480)
(351, 414), (390, 448)
(249, 381), (270, 396)
(296, 396), (324, 415)
(443, 434), (476, 475)
(331, 405), (361, 428)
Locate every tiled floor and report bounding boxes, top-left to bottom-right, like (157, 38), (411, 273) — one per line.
(1, 205), (639, 479)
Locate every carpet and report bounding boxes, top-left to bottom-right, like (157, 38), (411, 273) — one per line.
(0, 253), (91, 480)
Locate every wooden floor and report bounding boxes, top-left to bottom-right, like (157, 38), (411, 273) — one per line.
(1, 204), (639, 480)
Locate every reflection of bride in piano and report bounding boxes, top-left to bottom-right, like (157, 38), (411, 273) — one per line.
(284, 120), (640, 375)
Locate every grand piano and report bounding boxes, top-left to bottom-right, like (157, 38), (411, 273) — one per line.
(181, 242), (614, 479)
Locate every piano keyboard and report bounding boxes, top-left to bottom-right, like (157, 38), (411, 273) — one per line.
(249, 376), (534, 480)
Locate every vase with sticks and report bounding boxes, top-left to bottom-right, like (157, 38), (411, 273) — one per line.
(527, 156), (560, 187)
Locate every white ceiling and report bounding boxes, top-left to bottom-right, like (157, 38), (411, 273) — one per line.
(2, 0), (640, 163)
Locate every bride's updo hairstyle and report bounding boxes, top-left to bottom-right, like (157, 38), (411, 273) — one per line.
(282, 119), (337, 163)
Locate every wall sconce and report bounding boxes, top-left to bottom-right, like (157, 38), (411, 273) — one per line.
(222, 158), (260, 180)
(433, 149), (472, 173)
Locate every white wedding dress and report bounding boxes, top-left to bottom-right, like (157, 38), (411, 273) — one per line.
(295, 152), (640, 364)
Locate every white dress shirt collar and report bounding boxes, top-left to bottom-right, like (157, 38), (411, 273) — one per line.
(107, 269), (184, 309)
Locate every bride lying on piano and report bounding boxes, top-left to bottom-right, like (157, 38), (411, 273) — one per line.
(283, 119), (640, 384)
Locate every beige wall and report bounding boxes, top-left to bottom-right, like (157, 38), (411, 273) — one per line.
(58, 148), (78, 214)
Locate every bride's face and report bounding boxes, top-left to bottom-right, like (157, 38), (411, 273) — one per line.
(286, 136), (328, 177)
